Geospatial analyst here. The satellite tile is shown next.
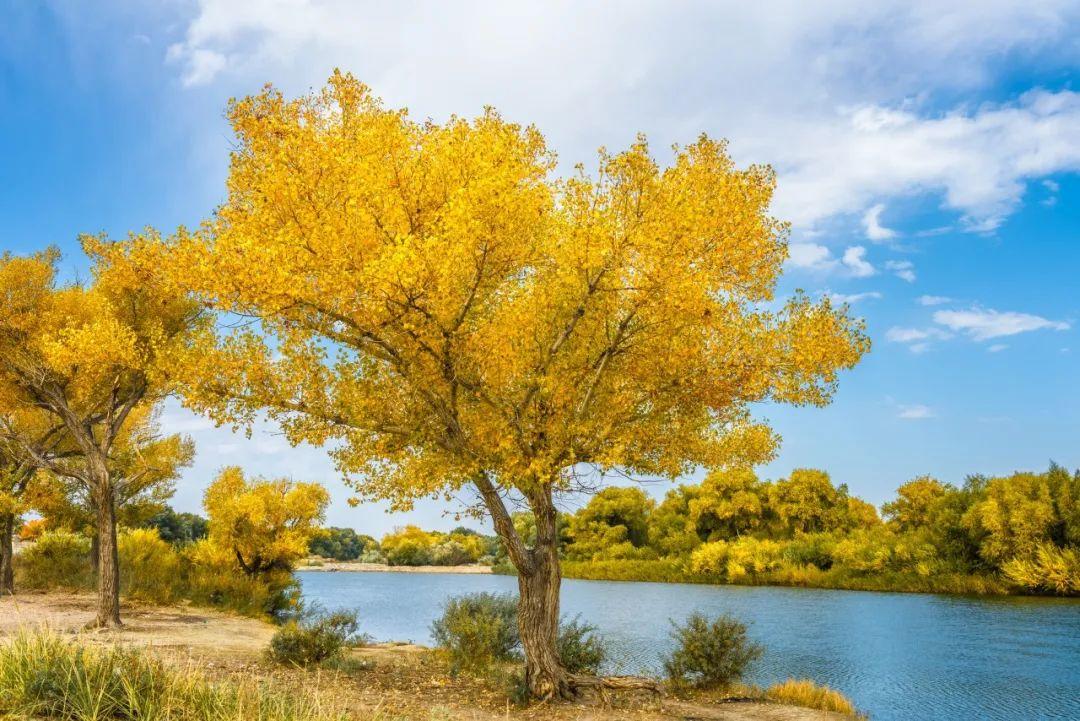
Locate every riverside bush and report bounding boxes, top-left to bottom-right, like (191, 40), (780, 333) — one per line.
(555, 616), (607, 673)
(431, 592), (520, 673)
(663, 612), (763, 690)
(0, 629), (345, 721)
(184, 538), (299, 617)
(119, 527), (183, 604)
(14, 529), (91, 590)
(269, 610), (362, 666)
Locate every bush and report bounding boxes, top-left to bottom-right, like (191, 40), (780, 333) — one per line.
(0, 629), (345, 721)
(431, 592), (520, 673)
(1003, 542), (1080, 594)
(184, 539), (299, 618)
(308, 527), (372, 561)
(17, 518), (47, 542)
(766, 679), (859, 716)
(119, 527), (183, 604)
(14, 529), (92, 590)
(147, 508), (209, 545)
(663, 612), (763, 690)
(555, 616), (607, 674)
(269, 610), (362, 666)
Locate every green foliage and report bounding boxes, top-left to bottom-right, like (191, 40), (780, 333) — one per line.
(14, 529), (92, 590)
(268, 610), (362, 666)
(555, 616), (607, 674)
(118, 527), (183, 604)
(565, 487), (656, 561)
(663, 612), (763, 690)
(381, 525), (495, 566)
(431, 592), (521, 674)
(308, 527), (373, 561)
(0, 629), (345, 721)
(1002, 542), (1080, 594)
(146, 507), (208, 545)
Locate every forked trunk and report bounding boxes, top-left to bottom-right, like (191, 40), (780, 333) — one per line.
(517, 539), (571, 698)
(91, 471), (121, 628)
(0, 512), (15, 594)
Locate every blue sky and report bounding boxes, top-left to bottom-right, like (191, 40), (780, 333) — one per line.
(2, 1), (1078, 534)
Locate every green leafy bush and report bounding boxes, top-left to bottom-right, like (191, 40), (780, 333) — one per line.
(663, 612), (763, 690)
(308, 527), (373, 561)
(0, 629), (345, 721)
(431, 592), (520, 673)
(14, 529), (92, 590)
(269, 610), (362, 666)
(119, 527), (183, 604)
(555, 616), (607, 673)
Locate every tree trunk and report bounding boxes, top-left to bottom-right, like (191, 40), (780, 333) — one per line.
(91, 474), (122, 628)
(0, 512), (15, 595)
(518, 537), (570, 698)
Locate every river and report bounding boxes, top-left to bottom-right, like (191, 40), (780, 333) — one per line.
(296, 570), (1080, 721)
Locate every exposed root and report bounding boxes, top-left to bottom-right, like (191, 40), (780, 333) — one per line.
(568, 673), (664, 705)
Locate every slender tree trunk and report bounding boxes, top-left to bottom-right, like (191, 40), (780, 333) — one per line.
(0, 512), (15, 594)
(90, 465), (121, 628)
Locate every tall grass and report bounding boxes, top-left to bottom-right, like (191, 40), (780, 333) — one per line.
(0, 629), (347, 721)
(766, 679), (862, 717)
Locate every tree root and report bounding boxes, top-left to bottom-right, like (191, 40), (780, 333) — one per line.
(568, 673), (665, 704)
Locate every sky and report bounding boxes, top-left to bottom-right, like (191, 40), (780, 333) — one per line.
(1, 1), (1078, 535)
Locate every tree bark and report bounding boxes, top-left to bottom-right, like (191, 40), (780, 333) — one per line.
(518, 535), (570, 699)
(90, 467), (122, 628)
(0, 512), (15, 595)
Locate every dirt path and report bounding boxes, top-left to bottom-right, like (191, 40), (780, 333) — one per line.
(0, 593), (856, 721)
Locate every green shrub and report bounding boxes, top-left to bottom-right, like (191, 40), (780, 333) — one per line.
(555, 616), (607, 674)
(663, 612), (763, 690)
(0, 629), (345, 721)
(269, 610), (362, 666)
(119, 527), (183, 604)
(14, 529), (92, 590)
(308, 527), (372, 561)
(431, 592), (520, 673)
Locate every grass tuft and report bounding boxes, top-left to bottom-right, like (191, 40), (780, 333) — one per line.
(765, 678), (861, 716)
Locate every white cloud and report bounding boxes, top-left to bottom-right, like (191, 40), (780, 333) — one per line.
(863, 203), (898, 241)
(885, 259), (917, 282)
(163, 1), (1080, 233)
(787, 242), (836, 271)
(917, 295), (952, 306)
(886, 326), (951, 353)
(898, 404), (935, 419)
(987, 343), (1008, 352)
(933, 307), (1071, 341)
(842, 246), (876, 277)
(828, 291), (883, 304)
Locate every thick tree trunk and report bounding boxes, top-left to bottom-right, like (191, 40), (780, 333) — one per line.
(518, 539), (570, 698)
(91, 475), (122, 628)
(0, 512), (15, 595)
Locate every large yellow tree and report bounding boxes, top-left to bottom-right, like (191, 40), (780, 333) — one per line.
(0, 244), (204, 626)
(117, 72), (868, 695)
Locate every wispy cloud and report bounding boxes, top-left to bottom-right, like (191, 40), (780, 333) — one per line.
(842, 246), (876, 278)
(863, 203), (897, 241)
(917, 295), (952, 306)
(898, 404), (935, 420)
(885, 259), (916, 283)
(828, 291), (883, 304)
(933, 308), (1070, 341)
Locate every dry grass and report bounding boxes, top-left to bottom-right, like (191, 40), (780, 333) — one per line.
(765, 679), (861, 717)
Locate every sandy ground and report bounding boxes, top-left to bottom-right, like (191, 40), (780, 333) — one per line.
(299, 559), (494, 574)
(0, 592), (855, 721)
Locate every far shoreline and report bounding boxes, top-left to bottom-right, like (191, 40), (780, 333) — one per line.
(298, 559), (493, 575)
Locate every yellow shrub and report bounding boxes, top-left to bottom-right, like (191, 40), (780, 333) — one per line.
(119, 528), (183, 604)
(15, 529), (92, 590)
(766, 679), (859, 716)
(183, 539), (296, 617)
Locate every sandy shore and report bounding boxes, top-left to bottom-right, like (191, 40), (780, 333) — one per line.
(299, 559), (494, 574)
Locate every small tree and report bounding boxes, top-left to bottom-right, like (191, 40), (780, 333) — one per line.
(0, 244), (204, 626)
(203, 467), (329, 576)
(124, 73), (868, 695)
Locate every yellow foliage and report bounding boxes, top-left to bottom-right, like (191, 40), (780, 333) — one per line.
(203, 466), (330, 575)
(118, 527), (183, 604)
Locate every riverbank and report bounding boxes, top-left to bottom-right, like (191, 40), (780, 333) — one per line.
(300, 558), (493, 574)
(0, 592), (857, 721)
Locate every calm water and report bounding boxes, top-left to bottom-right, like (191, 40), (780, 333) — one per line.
(297, 570), (1080, 721)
